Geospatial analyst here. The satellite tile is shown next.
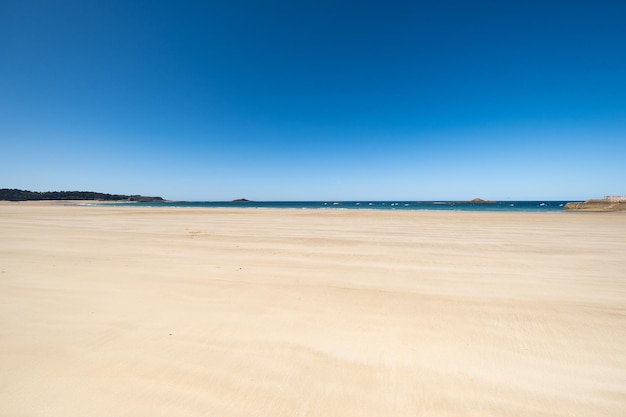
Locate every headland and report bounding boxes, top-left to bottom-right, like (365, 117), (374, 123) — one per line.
(0, 188), (164, 202)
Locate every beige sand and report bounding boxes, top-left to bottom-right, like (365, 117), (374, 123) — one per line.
(1, 203), (625, 416)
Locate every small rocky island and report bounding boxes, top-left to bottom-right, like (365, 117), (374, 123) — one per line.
(232, 198), (253, 203)
(467, 198), (498, 204)
(564, 196), (626, 211)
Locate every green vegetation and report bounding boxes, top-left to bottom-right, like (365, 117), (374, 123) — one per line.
(0, 188), (164, 202)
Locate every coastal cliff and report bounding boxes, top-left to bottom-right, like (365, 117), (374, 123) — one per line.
(564, 196), (626, 212)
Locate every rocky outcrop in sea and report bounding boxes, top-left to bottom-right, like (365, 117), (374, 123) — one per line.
(564, 196), (626, 211)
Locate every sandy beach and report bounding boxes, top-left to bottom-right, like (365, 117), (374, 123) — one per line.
(1, 202), (625, 416)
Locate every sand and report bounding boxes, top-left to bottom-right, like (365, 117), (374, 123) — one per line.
(1, 203), (625, 416)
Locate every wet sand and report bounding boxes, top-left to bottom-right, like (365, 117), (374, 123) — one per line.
(1, 203), (625, 416)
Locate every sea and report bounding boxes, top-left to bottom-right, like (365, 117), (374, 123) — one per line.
(97, 201), (572, 212)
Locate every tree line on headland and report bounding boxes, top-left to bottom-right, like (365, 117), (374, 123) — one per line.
(0, 188), (164, 202)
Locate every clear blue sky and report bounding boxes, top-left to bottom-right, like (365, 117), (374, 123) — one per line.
(2, 0), (625, 201)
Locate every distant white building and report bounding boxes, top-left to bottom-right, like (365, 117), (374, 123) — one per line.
(604, 196), (626, 202)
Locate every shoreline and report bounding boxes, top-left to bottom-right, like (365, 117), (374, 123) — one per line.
(0, 199), (591, 217)
(0, 199), (579, 213)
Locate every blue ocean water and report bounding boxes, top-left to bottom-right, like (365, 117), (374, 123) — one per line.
(99, 201), (571, 212)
